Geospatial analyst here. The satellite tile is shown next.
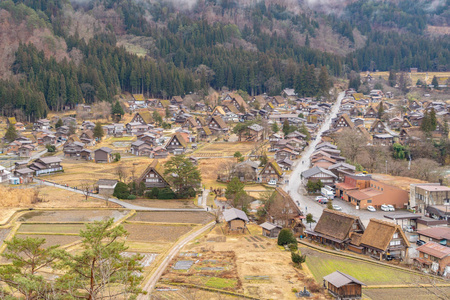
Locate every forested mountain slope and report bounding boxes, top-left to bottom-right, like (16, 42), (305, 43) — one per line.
(0, 0), (449, 121)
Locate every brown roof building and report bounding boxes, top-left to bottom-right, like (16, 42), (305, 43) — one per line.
(415, 242), (450, 276)
(359, 219), (410, 260)
(306, 209), (365, 250)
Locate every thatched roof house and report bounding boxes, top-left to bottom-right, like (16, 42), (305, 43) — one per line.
(306, 209), (365, 249)
(359, 219), (410, 260)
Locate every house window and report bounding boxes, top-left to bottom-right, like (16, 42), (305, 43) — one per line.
(424, 254), (429, 258)
(393, 233), (399, 239)
(367, 200), (372, 203)
(390, 240), (401, 246)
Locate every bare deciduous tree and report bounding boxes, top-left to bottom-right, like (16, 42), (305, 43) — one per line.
(115, 164), (127, 182)
(80, 182), (92, 201)
(333, 128), (368, 163)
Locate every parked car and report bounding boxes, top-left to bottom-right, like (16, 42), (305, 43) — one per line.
(332, 204), (342, 211)
(367, 206), (376, 212)
(315, 196), (327, 202)
(385, 255), (394, 261)
(416, 240), (426, 246)
(319, 198), (328, 204)
(403, 225), (414, 233)
(380, 204), (390, 212)
(268, 179), (277, 185)
(387, 205), (395, 211)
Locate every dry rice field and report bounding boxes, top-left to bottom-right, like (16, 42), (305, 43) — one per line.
(18, 209), (129, 223)
(123, 223), (193, 243)
(194, 142), (258, 157)
(130, 211), (214, 224)
(15, 234), (81, 248)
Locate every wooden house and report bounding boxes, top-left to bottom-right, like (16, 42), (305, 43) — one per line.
(80, 149), (92, 160)
(94, 147), (113, 163)
(247, 124), (264, 141)
(197, 126), (212, 140)
(130, 140), (153, 156)
(165, 133), (187, 154)
(364, 105), (378, 118)
(275, 148), (298, 161)
(323, 271), (365, 299)
(223, 208), (249, 234)
(301, 166), (338, 186)
(211, 106), (226, 117)
(259, 160), (284, 184)
(18, 145), (33, 158)
(415, 242), (450, 276)
(29, 157), (63, 176)
(131, 110), (153, 125)
(360, 219), (410, 260)
(171, 96), (183, 105)
(63, 141), (84, 158)
(14, 167), (34, 184)
(389, 116), (403, 130)
(260, 222), (282, 238)
(80, 130), (95, 145)
(266, 188), (305, 236)
(333, 114), (355, 129)
(369, 119), (388, 134)
(208, 115), (229, 135)
(156, 100), (170, 109)
(136, 160), (170, 189)
(306, 209), (365, 250)
(401, 117), (414, 129)
(151, 147), (169, 159)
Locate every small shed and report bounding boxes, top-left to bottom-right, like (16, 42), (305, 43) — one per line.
(260, 222), (282, 238)
(323, 271), (365, 299)
(223, 208), (249, 234)
(97, 179), (118, 196)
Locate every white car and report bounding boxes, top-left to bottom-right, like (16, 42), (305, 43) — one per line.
(367, 205), (376, 212)
(380, 204), (389, 212)
(387, 205), (395, 211)
(315, 196), (327, 201)
(332, 204), (342, 211)
(268, 179), (277, 185)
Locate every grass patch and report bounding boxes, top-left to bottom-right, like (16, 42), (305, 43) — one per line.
(204, 277), (237, 289)
(306, 254), (430, 285)
(18, 224), (84, 234)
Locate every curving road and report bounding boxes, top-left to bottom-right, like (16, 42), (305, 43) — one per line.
(35, 178), (206, 212)
(284, 92), (345, 221)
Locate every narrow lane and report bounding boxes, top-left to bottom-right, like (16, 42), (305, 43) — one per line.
(284, 92), (345, 220)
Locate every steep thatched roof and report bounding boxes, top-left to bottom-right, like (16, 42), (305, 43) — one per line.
(360, 219), (410, 251)
(136, 160), (169, 186)
(314, 209), (363, 242)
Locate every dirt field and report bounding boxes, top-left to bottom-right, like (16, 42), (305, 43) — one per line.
(0, 228), (11, 247)
(130, 211), (214, 224)
(123, 224), (193, 243)
(18, 209), (129, 223)
(18, 224), (85, 234)
(363, 71), (450, 85)
(15, 234), (81, 248)
(302, 246), (438, 286)
(160, 224), (325, 300)
(152, 287), (245, 299)
(194, 142), (258, 158)
(363, 287), (450, 300)
(121, 199), (197, 209)
(371, 174), (427, 191)
(46, 156), (160, 186)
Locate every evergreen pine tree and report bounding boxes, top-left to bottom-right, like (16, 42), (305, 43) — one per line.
(431, 76), (439, 89)
(5, 124), (18, 142)
(93, 122), (104, 140)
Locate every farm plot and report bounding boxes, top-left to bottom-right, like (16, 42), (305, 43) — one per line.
(17, 224), (85, 234)
(363, 287), (450, 300)
(45, 156), (158, 186)
(0, 228), (11, 247)
(122, 252), (158, 267)
(302, 247), (439, 286)
(160, 250), (240, 292)
(15, 234), (81, 248)
(161, 224), (315, 300)
(123, 224), (193, 243)
(130, 211), (214, 224)
(121, 199), (198, 209)
(18, 209), (129, 223)
(194, 142), (258, 157)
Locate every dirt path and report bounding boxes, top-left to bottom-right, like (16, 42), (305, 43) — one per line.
(137, 221), (216, 299)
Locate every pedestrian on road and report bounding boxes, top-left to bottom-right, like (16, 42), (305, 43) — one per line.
(306, 206), (307, 212)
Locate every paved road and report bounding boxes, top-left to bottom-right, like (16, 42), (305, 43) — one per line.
(284, 92), (344, 223)
(35, 179), (206, 212)
(138, 221), (216, 298)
